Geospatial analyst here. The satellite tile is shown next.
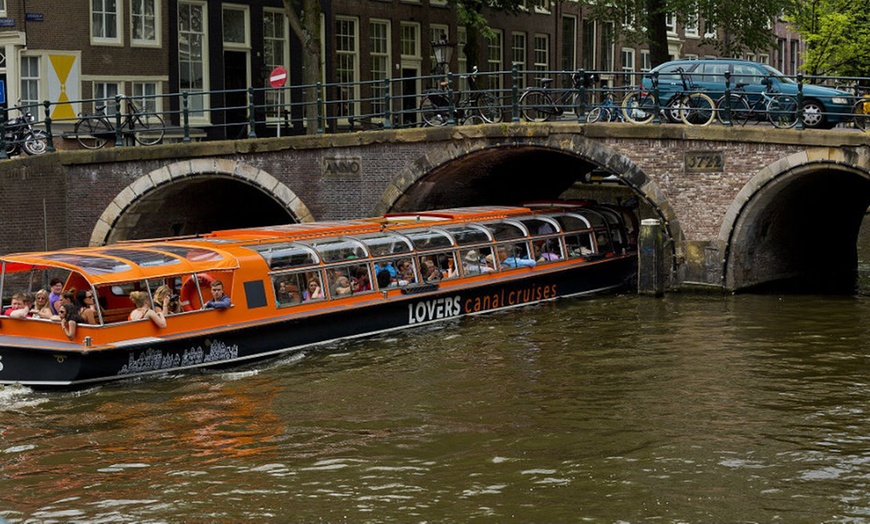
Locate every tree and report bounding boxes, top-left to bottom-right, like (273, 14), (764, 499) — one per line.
(283, 0), (322, 134)
(587, 0), (792, 68)
(454, 0), (526, 71)
(785, 0), (870, 78)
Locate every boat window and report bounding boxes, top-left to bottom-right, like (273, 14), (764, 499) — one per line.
(98, 248), (182, 268)
(517, 217), (560, 237)
(459, 247), (496, 276)
(482, 221), (526, 241)
(551, 213), (593, 232)
(372, 257), (419, 288)
(495, 242), (537, 269)
(574, 211), (608, 229)
(532, 237), (564, 263)
(150, 245), (225, 263)
(305, 238), (367, 263)
(404, 229), (454, 251)
(564, 232), (595, 258)
(273, 270), (326, 306)
(40, 253), (132, 275)
(250, 243), (318, 270)
(418, 250), (460, 282)
(325, 262), (373, 298)
(354, 233), (413, 256)
(438, 224), (492, 246)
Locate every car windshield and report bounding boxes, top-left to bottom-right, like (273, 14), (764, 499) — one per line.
(762, 64), (795, 84)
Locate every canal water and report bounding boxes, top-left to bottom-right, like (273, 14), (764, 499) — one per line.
(5, 242), (870, 522)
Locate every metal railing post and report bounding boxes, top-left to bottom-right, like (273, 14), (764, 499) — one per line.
(795, 73), (805, 130)
(114, 94), (124, 147)
(42, 100), (56, 153)
(383, 78), (392, 129)
(511, 64), (520, 123)
(446, 72), (456, 126)
(651, 72), (662, 124)
(722, 71), (732, 127)
(0, 108), (8, 160)
(181, 92), (191, 143)
(316, 82), (324, 134)
(577, 69), (586, 122)
(248, 87), (257, 138)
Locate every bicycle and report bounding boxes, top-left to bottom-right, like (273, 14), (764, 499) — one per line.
(715, 77), (799, 129)
(586, 91), (626, 123)
(74, 95), (165, 149)
(518, 71), (595, 122)
(419, 66), (503, 126)
(621, 68), (716, 126)
(852, 87), (870, 131)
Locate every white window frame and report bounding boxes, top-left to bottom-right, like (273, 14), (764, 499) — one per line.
(131, 0), (161, 47)
(621, 47), (635, 84)
(457, 26), (468, 76)
(0, 0), (8, 17)
(512, 31), (527, 88)
(335, 16), (359, 122)
(91, 0), (123, 46)
(640, 50), (651, 72)
(222, 4), (250, 50)
(533, 33), (548, 73)
(178, 0), (210, 122)
(534, 0), (551, 14)
(684, 12), (699, 38)
(665, 12), (677, 35)
(132, 80), (163, 117)
(20, 55), (41, 109)
(93, 81), (122, 115)
(370, 19), (391, 117)
(429, 23), (449, 73)
(488, 29), (503, 91)
(400, 21), (421, 61)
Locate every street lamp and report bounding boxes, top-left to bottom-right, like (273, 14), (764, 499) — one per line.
(431, 33), (455, 76)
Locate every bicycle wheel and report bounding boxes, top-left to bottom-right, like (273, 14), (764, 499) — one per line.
(767, 95), (798, 129)
(622, 91), (656, 124)
(420, 95), (449, 126)
(716, 94), (750, 126)
(679, 93), (715, 126)
(586, 107), (605, 123)
(519, 90), (555, 122)
(22, 130), (48, 156)
(132, 113), (165, 146)
(854, 98), (870, 131)
(75, 116), (112, 150)
(475, 92), (503, 123)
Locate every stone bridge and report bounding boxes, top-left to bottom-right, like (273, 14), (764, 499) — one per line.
(3, 123), (870, 292)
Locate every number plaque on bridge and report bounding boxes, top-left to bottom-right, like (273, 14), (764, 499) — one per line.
(685, 151), (724, 173)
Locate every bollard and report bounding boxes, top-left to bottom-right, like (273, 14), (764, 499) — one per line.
(638, 218), (665, 296)
(511, 64), (519, 123)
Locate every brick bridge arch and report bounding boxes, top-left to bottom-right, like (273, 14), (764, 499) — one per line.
(373, 132), (682, 253)
(89, 158), (314, 246)
(720, 147), (870, 291)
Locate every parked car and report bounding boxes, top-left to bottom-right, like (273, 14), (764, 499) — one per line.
(642, 58), (852, 129)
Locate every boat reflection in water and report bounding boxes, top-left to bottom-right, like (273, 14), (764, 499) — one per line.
(0, 203), (637, 388)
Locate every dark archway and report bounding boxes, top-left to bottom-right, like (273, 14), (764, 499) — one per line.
(725, 164), (870, 292)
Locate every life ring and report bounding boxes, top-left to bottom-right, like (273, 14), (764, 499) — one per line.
(180, 273), (214, 312)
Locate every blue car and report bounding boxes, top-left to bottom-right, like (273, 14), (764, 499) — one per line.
(644, 59), (852, 129)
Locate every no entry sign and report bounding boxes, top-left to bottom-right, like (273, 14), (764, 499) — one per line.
(269, 66), (287, 88)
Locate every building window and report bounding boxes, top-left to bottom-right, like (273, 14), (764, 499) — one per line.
(222, 6), (249, 47)
(704, 20), (717, 39)
(429, 24), (449, 73)
(335, 17), (359, 119)
(400, 22), (420, 59)
(430, 0), (448, 6)
(264, 9), (288, 120)
(758, 53), (769, 65)
(561, 16), (576, 72)
(178, 1), (208, 117)
(599, 22), (613, 71)
(94, 82), (121, 115)
(685, 12), (699, 37)
(20, 56), (40, 108)
(370, 20), (391, 115)
(534, 0), (550, 14)
(581, 20), (595, 70)
(777, 38), (785, 71)
(665, 12), (676, 34)
(457, 27), (467, 75)
(512, 32), (527, 87)
(92, 0), (122, 44)
(621, 48), (635, 85)
(533, 33), (548, 74)
(640, 50), (651, 71)
(0, 0), (5, 15)
(131, 0), (159, 46)
(789, 40), (799, 74)
(132, 81), (160, 116)
(488, 29), (503, 91)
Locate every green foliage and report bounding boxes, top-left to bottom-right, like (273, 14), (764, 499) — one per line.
(786, 0), (870, 78)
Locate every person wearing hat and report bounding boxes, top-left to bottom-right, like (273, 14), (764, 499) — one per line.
(463, 249), (494, 275)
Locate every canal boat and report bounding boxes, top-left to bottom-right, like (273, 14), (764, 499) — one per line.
(0, 204), (637, 388)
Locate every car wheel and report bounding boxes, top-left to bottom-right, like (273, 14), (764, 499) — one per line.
(800, 99), (826, 128)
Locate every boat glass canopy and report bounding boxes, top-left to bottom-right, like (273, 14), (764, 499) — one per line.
(482, 221), (527, 241)
(552, 213), (593, 232)
(96, 248), (183, 268)
(40, 253), (133, 275)
(303, 238), (368, 263)
(354, 233), (413, 256)
(248, 242), (319, 270)
(403, 229), (454, 251)
(437, 224), (492, 246)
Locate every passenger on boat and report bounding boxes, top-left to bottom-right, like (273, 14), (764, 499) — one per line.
(76, 290), (98, 325)
(204, 281), (232, 309)
(374, 262), (397, 279)
(376, 268), (392, 288)
(59, 302), (83, 340)
(128, 291), (167, 327)
(303, 279), (324, 301)
(154, 285), (183, 315)
(333, 276), (353, 296)
(498, 246), (536, 268)
(535, 242), (561, 262)
(422, 259), (442, 283)
(48, 277), (64, 315)
(4, 292), (33, 319)
(397, 259), (416, 285)
(462, 250), (494, 275)
(353, 267), (372, 292)
(30, 289), (54, 319)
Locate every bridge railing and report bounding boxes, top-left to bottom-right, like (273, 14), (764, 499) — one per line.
(2, 69), (869, 157)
